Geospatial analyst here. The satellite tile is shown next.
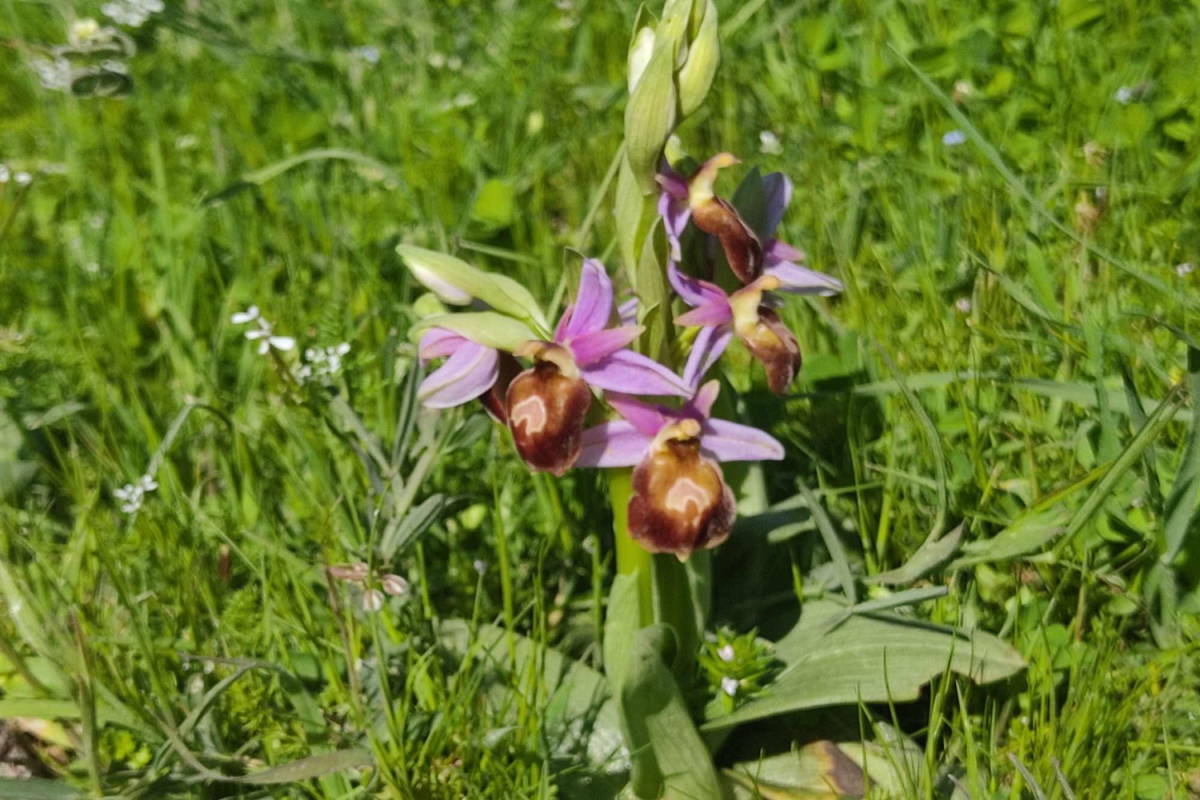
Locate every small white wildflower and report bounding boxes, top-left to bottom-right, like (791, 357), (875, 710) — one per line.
(473, 558), (488, 576)
(381, 574), (409, 596)
(955, 297), (972, 314)
(428, 52), (446, 69)
(1114, 86), (1134, 105)
(952, 80), (974, 102)
(102, 0), (162, 27)
(1176, 262), (1195, 277)
(241, 316), (295, 355)
(0, 165), (9, 183)
(14, 172), (32, 186)
(175, 134), (198, 151)
(230, 305), (260, 324)
(113, 482), (144, 514)
(68, 18), (103, 46)
(758, 130), (782, 156)
(31, 56), (72, 92)
(717, 644), (735, 663)
(446, 55), (462, 71)
(139, 474), (158, 492)
(942, 129), (967, 147)
(361, 588), (385, 613)
(721, 676), (739, 697)
(451, 92), (476, 109)
(85, 262), (100, 274)
(352, 45), (381, 65)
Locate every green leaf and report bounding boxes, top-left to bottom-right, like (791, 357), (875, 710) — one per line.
(703, 601), (1024, 731)
(378, 493), (444, 560)
(0, 778), (83, 799)
(412, 312), (538, 353)
(619, 625), (721, 798)
(867, 524), (963, 585)
(951, 508), (1069, 568)
(471, 178), (516, 230)
(231, 749), (374, 784)
(396, 245), (549, 330)
(1161, 347), (1200, 566)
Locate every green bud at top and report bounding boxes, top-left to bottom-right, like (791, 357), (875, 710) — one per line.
(627, 27), (655, 93)
(677, 0), (719, 118)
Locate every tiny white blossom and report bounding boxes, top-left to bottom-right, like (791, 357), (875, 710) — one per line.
(31, 56), (72, 92)
(114, 483), (143, 513)
(242, 316), (294, 355)
(473, 558), (488, 576)
(139, 474), (158, 492)
(0, 165), (9, 183)
(69, 18), (103, 46)
(942, 130), (967, 147)
(1114, 86), (1134, 105)
(14, 172), (32, 186)
(230, 306), (260, 325)
(330, 562), (370, 582)
(361, 588), (385, 613)
(758, 130), (782, 155)
(446, 55), (462, 71)
(955, 297), (972, 314)
(717, 644), (735, 663)
(428, 52), (446, 69)
(1176, 262), (1195, 277)
(721, 676), (739, 697)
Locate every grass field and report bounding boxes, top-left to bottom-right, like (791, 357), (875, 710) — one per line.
(2, 0), (1200, 796)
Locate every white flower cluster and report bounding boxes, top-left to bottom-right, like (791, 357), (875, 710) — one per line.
(296, 343), (350, 383)
(30, 56), (73, 92)
(0, 165), (32, 185)
(102, 0), (163, 28)
(113, 473), (158, 514)
(230, 306), (295, 355)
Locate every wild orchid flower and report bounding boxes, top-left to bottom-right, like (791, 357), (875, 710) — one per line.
(576, 380), (784, 559)
(669, 263), (804, 395)
(418, 328), (521, 423)
(506, 259), (690, 475)
(658, 154), (845, 295)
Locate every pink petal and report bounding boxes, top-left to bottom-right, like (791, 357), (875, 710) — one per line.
(554, 304), (574, 343)
(605, 393), (671, 437)
(418, 342), (499, 408)
(562, 259), (614, 339)
(668, 261), (729, 311)
(576, 421), (652, 468)
(655, 167), (689, 199)
(682, 325), (732, 391)
(766, 239), (806, 263)
(700, 418), (786, 462)
(762, 172), (793, 236)
(658, 192), (692, 261)
(688, 380), (721, 419)
(763, 258), (844, 295)
(419, 328), (467, 361)
(676, 304), (733, 328)
(579, 350), (691, 397)
(568, 325), (644, 366)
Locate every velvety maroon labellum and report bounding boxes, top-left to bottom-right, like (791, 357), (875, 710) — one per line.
(479, 351), (523, 424)
(691, 197), (764, 284)
(740, 306), (801, 395)
(506, 358), (591, 476)
(628, 420), (736, 560)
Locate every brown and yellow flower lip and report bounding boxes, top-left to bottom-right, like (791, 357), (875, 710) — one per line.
(686, 152), (763, 284)
(506, 344), (591, 476)
(691, 198), (764, 284)
(730, 276), (802, 395)
(628, 419), (736, 560)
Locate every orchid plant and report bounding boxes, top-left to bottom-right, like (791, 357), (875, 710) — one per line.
(396, 1), (1022, 795)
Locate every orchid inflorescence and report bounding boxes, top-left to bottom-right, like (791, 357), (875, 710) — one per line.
(402, 152), (841, 560)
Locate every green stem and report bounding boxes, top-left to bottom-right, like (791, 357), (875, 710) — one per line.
(608, 468), (653, 627)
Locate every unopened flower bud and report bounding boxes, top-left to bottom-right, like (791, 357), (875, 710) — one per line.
(677, 0), (719, 118)
(381, 574), (409, 596)
(362, 588), (385, 613)
(627, 27), (655, 93)
(628, 419), (735, 559)
(506, 343), (591, 476)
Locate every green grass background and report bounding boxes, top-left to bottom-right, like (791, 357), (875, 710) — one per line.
(2, 0), (1199, 796)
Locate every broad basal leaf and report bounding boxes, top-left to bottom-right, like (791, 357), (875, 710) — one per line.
(702, 601), (1024, 731)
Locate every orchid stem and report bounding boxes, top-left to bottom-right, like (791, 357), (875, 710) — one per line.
(608, 468), (653, 627)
